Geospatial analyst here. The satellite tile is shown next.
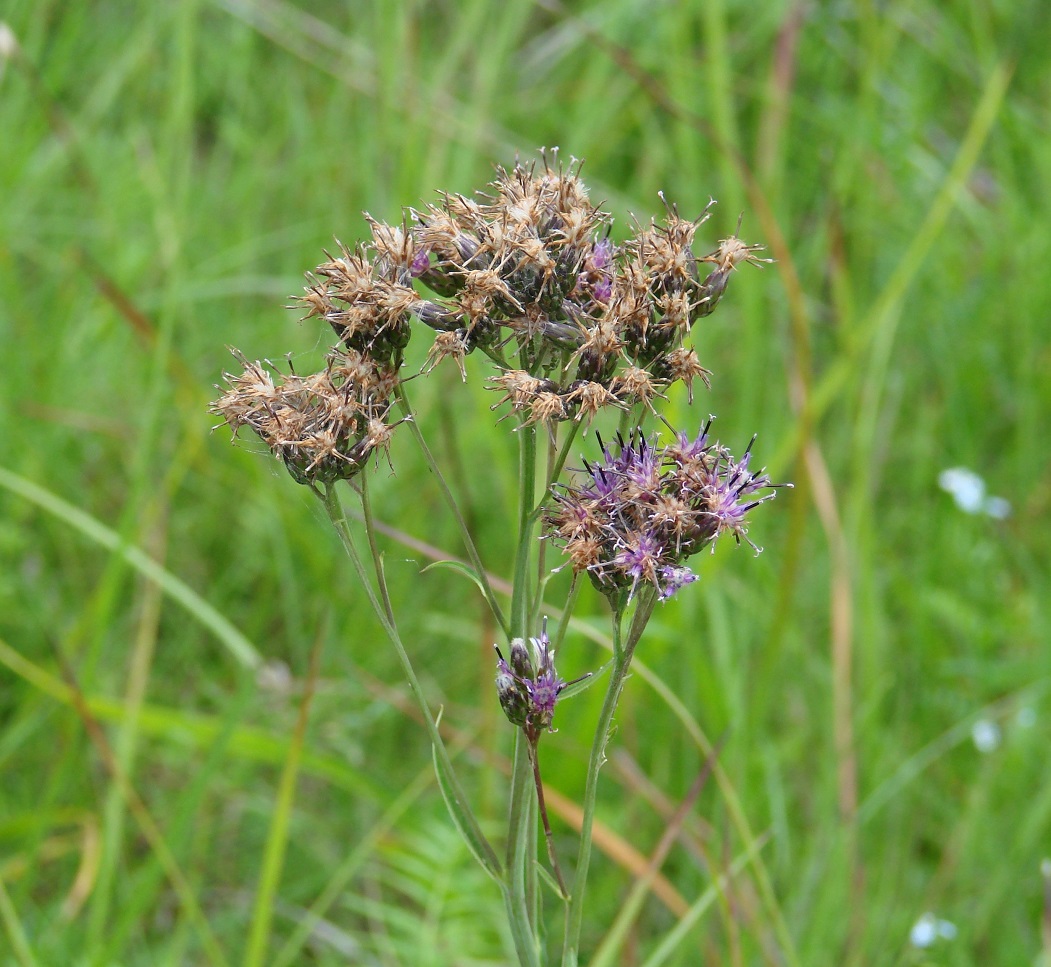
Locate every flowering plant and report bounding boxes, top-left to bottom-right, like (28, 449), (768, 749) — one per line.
(212, 151), (785, 965)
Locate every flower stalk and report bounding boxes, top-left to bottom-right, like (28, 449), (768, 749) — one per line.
(320, 483), (502, 882)
(394, 380), (509, 638)
(561, 587), (658, 966)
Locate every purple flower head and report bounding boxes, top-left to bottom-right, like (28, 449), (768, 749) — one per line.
(494, 651), (529, 728)
(589, 432), (661, 494)
(578, 458), (620, 502)
(545, 422), (787, 605)
(621, 438), (661, 493)
(701, 437), (777, 550)
(671, 419), (715, 463)
(588, 238), (615, 303)
(603, 432), (654, 473)
(593, 275), (613, 304)
(612, 531), (664, 592)
(658, 565), (698, 600)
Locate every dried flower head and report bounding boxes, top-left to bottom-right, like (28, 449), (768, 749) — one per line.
(695, 216), (774, 317)
(296, 238), (421, 368)
(215, 151), (773, 491)
(339, 149), (766, 429)
(211, 347), (406, 486)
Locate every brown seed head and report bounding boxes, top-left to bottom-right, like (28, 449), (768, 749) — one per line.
(661, 347), (712, 403)
(609, 366), (665, 412)
(424, 330), (470, 381)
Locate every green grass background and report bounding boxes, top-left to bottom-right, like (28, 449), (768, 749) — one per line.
(2, 1), (1049, 964)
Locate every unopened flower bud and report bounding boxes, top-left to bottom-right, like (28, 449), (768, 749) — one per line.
(494, 621), (579, 734)
(508, 637), (533, 679)
(495, 647), (530, 728)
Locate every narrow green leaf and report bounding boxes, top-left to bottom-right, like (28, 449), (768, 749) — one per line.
(559, 659), (612, 701)
(420, 559), (490, 599)
(431, 743), (502, 882)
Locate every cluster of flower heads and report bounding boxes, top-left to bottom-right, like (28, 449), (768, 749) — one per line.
(494, 619), (581, 736)
(212, 150), (769, 483)
(297, 150), (769, 432)
(211, 347), (402, 486)
(545, 421), (783, 602)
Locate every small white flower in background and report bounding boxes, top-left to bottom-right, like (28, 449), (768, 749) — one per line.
(1015, 706), (1036, 729)
(257, 659), (293, 695)
(938, 467), (1011, 519)
(0, 22), (20, 61)
(971, 717), (1001, 753)
(909, 912), (958, 948)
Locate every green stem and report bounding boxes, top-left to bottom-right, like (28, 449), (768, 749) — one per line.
(529, 734), (568, 898)
(512, 423), (538, 637)
(617, 406), (634, 440)
(548, 578), (584, 690)
(395, 382), (509, 638)
(530, 429), (559, 628)
(561, 587), (659, 967)
(504, 732), (542, 967)
(504, 422), (543, 965)
(503, 878), (542, 967)
(545, 418), (582, 495)
(320, 484), (502, 880)
(359, 475), (394, 623)
(525, 419), (580, 631)
(0, 871), (41, 967)
(505, 732), (533, 869)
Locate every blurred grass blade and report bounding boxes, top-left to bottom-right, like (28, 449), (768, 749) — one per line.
(801, 61), (1014, 453)
(0, 637), (384, 800)
(639, 835), (767, 967)
(0, 466), (260, 669)
(243, 635), (322, 967)
(0, 872), (41, 967)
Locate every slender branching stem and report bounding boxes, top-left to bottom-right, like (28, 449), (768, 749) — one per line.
(528, 733), (568, 898)
(359, 474), (394, 624)
(504, 733), (542, 967)
(617, 406), (633, 440)
(560, 586), (659, 967)
(512, 423), (538, 639)
(549, 575), (581, 656)
(319, 484), (502, 879)
(394, 381), (510, 639)
(504, 422), (543, 964)
(545, 418), (582, 496)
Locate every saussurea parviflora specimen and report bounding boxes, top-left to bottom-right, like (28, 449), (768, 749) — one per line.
(211, 152), (786, 966)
